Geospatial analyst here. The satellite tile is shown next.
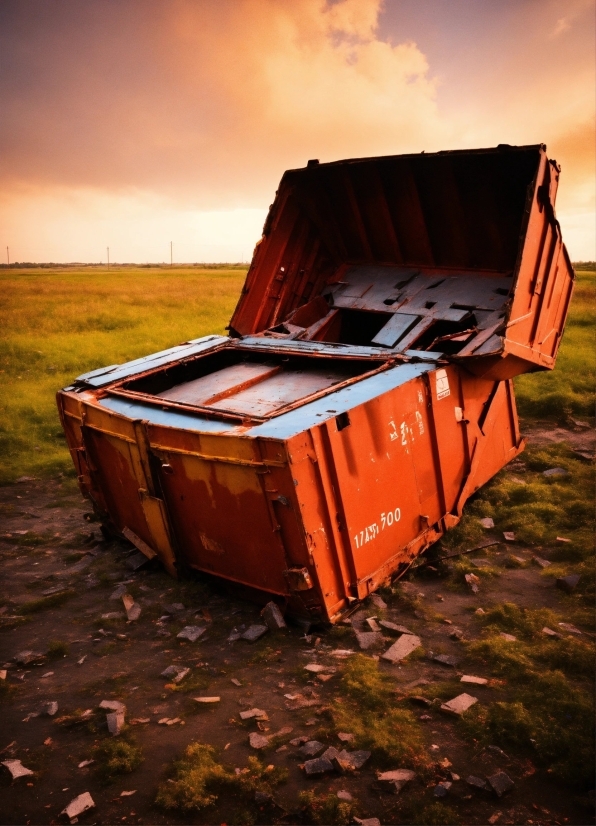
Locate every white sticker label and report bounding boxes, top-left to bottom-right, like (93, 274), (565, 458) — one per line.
(435, 369), (450, 400)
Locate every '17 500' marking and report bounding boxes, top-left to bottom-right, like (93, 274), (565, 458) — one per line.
(354, 507), (401, 549)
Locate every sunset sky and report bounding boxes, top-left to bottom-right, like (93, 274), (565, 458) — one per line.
(1, 0), (594, 263)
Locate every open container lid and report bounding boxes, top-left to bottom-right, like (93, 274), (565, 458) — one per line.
(230, 144), (574, 380)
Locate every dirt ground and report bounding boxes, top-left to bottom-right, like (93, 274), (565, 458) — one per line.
(0, 426), (594, 826)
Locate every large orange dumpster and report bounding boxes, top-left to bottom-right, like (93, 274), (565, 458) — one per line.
(57, 144), (574, 622)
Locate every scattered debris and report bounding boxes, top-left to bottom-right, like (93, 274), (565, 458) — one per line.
(532, 555), (551, 568)
(461, 675), (488, 685)
(556, 574), (581, 593)
(78, 760), (94, 768)
(541, 627), (563, 639)
(106, 710), (125, 735)
(120, 790), (137, 797)
(377, 768), (416, 794)
(2, 759), (34, 779)
(470, 558), (491, 568)
(556, 536), (572, 543)
(337, 732), (355, 743)
(109, 585), (128, 600)
(13, 651), (44, 666)
(260, 601), (287, 631)
(479, 517), (495, 528)
(434, 781), (452, 797)
(449, 628), (464, 640)
(61, 791), (95, 823)
(129, 718), (150, 725)
(353, 818), (381, 826)
(164, 603), (185, 615)
(193, 696), (221, 704)
(354, 631), (383, 650)
(248, 732), (270, 750)
(330, 649), (355, 658)
(299, 741), (325, 758)
(177, 626), (206, 642)
(303, 756), (334, 776)
(558, 622), (582, 635)
(465, 573), (480, 593)
(40, 700), (59, 716)
(440, 693), (478, 716)
(502, 531), (515, 542)
(240, 708), (269, 721)
(337, 790), (353, 801)
(432, 654), (460, 668)
(369, 594), (387, 610)
(487, 770), (515, 797)
(160, 665), (190, 684)
(0, 670), (6, 681)
(382, 634), (421, 663)
(126, 551), (149, 571)
(231, 678), (242, 687)
(378, 620), (413, 635)
(241, 624), (269, 642)
(543, 467), (568, 477)
(99, 700), (126, 713)
(122, 594), (141, 621)
(466, 775), (489, 790)
(488, 812), (503, 824)
(474, 607), (486, 616)
(77, 655), (87, 666)
(304, 663), (332, 674)
(157, 717), (182, 726)
(365, 617), (381, 632)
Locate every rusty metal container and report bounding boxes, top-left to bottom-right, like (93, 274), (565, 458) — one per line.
(57, 144), (574, 622)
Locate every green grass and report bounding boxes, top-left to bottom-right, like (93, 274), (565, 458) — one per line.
(18, 590), (76, 614)
(298, 791), (357, 825)
(155, 743), (287, 813)
(515, 270), (595, 421)
(0, 266), (246, 483)
(92, 736), (144, 782)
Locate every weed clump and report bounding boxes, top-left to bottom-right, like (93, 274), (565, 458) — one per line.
(156, 743), (286, 813)
(19, 590), (75, 614)
(47, 639), (69, 659)
(329, 655), (428, 770)
(298, 790), (356, 825)
(92, 737), (143, 782)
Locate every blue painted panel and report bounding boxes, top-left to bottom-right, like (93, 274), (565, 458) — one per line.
(74, 335), (227, 387)
(99, 396), (239, 433)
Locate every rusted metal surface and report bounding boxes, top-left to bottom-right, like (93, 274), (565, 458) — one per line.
(57, 144), (574, 622)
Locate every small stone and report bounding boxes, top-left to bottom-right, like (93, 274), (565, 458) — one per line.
(0, 671), (7, 681)
(106, 710), (125, 735)
(99, 700), (126, 712)
(353, 819), (381, 826)
(461, 675), (488, 685)
(465, 573), (480, 593)
(303, 756), (334, 776)
(475, 608), (486, 616)
(355, 631), (383, 650)
(231, 678), (242, 686)
(290, 736), (310, 746)
(109, 585), (128, 600)
(502, 532), (515, 542)
(488, 813), (502, 825)
(14, 650), (44, 666)
(433, 654), (460, 668)
(466, 775), (489, 790)
(164, 603), (186, 615)
(365, 617), (381, 632)
(382, 634), (421, 663)
(316, 673), (333, 683)
(556, 574), (581, 593)
(369, 594), (387, 609)
(409, 695), (432, 706)
(78, 760), (94, 768)
(450, 628), (464, 640)
(241, 624), (269, 642)
(556, 536), (571, 543)
(177, 625), (206, 642)
(480, 517), (495, 528)
(193, 696), (220, 703)
(337, 790), (352, 801)
(61, 792), (95, 822)
(299, 740), (325, 758)
(532, 556), (551, 568)
(440, 693), (478, 716)
(434, 781), (452, 797)
(543, 467), (568, 477)
(161, 665), (190, 684)
(40, 700), (58, 716)
(499, 632), (517, 642)
(377, 768), (415, 794)
(450, 772), (460, 781)
(240, 708), (269, 720)
(337, 732), (355, 743)
(260, 601), (287, 631)
(541, 627), (562, 638)
(77, 655), (87, 665)
(272, 726), (293, 738)
(2, 759), (34, 779)
(120, 790), (137, 797)
(341, 749), (371, 770)
(487, 770), (514, 797)
(558, 622), (582, 635)
(304, 663), (328, 673)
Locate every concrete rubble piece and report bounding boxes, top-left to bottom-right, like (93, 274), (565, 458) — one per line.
(440, 693), (478, 716)
(382, 634), (421, 663)
(2, 759), (34, 780)
(61, 792), (95, 823)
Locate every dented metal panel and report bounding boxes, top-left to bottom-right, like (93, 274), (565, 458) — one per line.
(57, 144), (573, 622)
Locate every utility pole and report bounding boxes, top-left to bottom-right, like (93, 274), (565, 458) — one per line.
(6, 246), (9, 267)
(170, 241), (173, 268)
(107, 247), (110, 270)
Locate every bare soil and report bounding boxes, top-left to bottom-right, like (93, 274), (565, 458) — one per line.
(0, 426), (594, 826)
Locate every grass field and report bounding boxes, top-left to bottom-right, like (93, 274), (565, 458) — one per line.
(0, 266), (593, 485)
